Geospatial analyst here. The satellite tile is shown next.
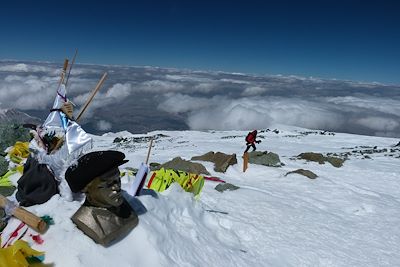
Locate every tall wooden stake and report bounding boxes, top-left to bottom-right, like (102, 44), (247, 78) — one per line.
(76, 72), (108, 122)
(58, 58), (69, 86)
(65, 48), (78, 87)
(145, 138), (154, 164)
(243, 152), (249, 172)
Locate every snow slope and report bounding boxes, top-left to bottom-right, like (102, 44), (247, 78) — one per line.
(9, 126), (400, 266)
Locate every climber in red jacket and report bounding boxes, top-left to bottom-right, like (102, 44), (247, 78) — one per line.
(244, 130), (261, 153)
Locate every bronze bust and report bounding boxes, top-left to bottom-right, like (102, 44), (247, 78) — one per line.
(65, 151), (138, 246)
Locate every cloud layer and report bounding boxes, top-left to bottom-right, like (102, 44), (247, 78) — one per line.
(1, 60), (400, 137)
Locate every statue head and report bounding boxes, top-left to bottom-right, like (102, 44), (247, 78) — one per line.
(66, 150), (139, 247)
(65, 150), (128, 206)
(83, 167), (123, 208)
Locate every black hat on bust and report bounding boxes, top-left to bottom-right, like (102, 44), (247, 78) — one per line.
(65, 150), (128, 193)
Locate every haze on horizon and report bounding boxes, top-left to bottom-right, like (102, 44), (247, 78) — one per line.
(1, 60), (400, 138)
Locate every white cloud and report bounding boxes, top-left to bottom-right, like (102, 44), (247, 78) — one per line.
(0, 74), (57, 110)
(326, 96), (400, 116)
(193, 83), (216, 93)
(139, 80), (184, 93)
(0, 63), (29, 72)
(96, 120), (112, 131)
(158, 95), (346, 132)
(70, 83), (132, 119)
(105, 83), (132, 99)
(157, 93), (213, 113)
(2, 61), (400, 137)
(242, 86), (268, 96)
(0, 63), (54, 73)
(165, 74), (213, 83)
(187, 100), (273, 130)
(356, 117), (399, 131)
(71, 93), (90, 106)
(220, 78), (251, 84)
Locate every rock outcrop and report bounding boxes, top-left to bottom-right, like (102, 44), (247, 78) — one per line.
(248, 151), (283, 167)
(191, 151), (237, 173)
(156, 157), (210, 175)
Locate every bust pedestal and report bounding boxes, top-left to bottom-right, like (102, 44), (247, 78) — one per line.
(71, 199), (138, 246)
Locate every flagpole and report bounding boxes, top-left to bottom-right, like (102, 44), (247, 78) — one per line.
(145, 138), (154, 164)
(65, 48), (78, 87)
(76, 72), (108, 122)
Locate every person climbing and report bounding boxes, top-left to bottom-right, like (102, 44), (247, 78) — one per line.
(244, 130), (261, 153)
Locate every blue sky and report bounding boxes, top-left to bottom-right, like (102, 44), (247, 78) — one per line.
(1, 0), (399, 84)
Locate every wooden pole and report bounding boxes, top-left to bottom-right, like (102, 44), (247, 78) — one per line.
(145, 138), (154, 164)
(243, 152), (249, 172)
(0, 195), (48, 234)
(65, 48), (78, 87)
(58, 58), (69, 86)
(76, 72), (108, 122)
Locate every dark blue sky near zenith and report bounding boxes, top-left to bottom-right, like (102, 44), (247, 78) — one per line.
(0, 0), (399, 84)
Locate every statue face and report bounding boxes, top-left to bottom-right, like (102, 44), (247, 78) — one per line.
(84, 168), (123, 208)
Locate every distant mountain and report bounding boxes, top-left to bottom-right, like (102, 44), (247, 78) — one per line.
(0, 108), (41, 125)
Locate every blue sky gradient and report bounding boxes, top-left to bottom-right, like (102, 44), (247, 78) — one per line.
(1, 0), (399, 84)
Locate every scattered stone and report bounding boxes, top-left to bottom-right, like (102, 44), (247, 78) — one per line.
(0, 208), (6, 231)
(297, 152), (345, 168)
(215, 183), (240, 192)
(191, 151), (237, 173)
(326, 156), (345, 168)
(149, 162), (161, 171)
(0, 156), (8, 176)
(113, 134), (169, 144)
(298, 152), (325, 164)
(285, 169), (318, 179)
(191, 151), (214, 162)
(248, 151), (283, 167)
(221, 135), (241, 139)
(156, 157), (210, 175)
(113, 137), (128, 143)
(0, 123), (31, 153)
(0, 185), (16, 197)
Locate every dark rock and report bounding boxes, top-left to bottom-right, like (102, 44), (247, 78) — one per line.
(213, 152), (237, 173)
(298, 152), (325, 164)
(215, 183), (240, 192)
(248, 151), (283, 167)
(285, 169), (318, 179)
(0, 156), (8, 176)
(149, 162), (161, 171)
(297, 152), (345, 168)
(157, 157), (210, 175)
(0, 123), (31, 152)
(0, 208), (6, 231)
(113, 137), (128, 143)
(326, 156), (345, 168)
(0, 185), (16, 197)
(191, 151), (237, 173)
(191, 151), (215, 162)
